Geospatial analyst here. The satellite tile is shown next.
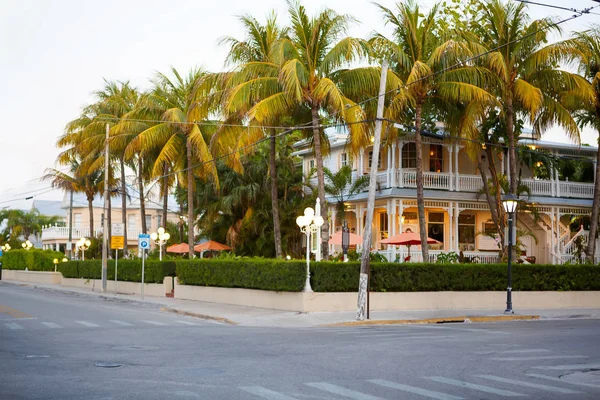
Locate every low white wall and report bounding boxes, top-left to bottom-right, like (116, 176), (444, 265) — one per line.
(1, 270), (62, 285)
(62, 277), (165, 297)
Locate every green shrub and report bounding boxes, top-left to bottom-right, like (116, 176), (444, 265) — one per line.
(1, 249), (64, 271)
(58, 259), (176, 283)
(176, 259), (305, 291)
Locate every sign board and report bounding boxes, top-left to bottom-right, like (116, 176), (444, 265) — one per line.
(112, 223), (124, 236)
(111, 236), (124, 250)
(138, 233), (151, 250)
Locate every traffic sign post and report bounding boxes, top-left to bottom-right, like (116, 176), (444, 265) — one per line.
(138, 234), (150, 299)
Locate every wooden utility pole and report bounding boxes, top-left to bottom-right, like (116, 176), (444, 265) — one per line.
(101, 123), (109, 292)
(356, 60), (388, 321)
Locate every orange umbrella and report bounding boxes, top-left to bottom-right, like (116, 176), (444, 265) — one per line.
(380, 232), (440, 259)
(166, 243), (190, 254)
(328, 231), (363, 246)
(194, 240), (231, 252)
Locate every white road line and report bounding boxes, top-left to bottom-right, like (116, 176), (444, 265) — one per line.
(305, 382), (385, 399)
(41, 322), (62, 329)
(75, 320), (100, 327)
(109, 320), (134, 326)
(369, 379), (464, 400)
(427, 377), (526, 397)
(240, 386), (299, 399)
(175, 320), (198, 326)
(532, 363), (600, 371)
(500, 349), (551, 354)
(413, 326), (510, 334)
(526, 374), (600, 389)
(477, 375), (581, 394)
(492, 355), (587, 361)
(143, 320), (167, 326)
(5, 323), (23, 330)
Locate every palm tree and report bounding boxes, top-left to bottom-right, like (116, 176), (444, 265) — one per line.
(551, 26), (600, 262)
(0, 209), (60, 243)
(324, 165), (368, 222)
(248, 0), (372, 259)
(371, 0), (495, 261)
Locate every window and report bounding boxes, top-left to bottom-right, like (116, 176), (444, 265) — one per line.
(484, 220), (498, 236)
(74, 213), (81, 228)
(402, 143), (416, 168)
(308, 159), (315, 172)
(128, 214), (136, 231)
(340, 153), (348, 167)
(458, 214), (476, 250)
(157, 215), (163, 229)
(428, 212), (444, 244)
(379, 212), (388, 239)
(368, 151), (381, 169)
(145, 214), (152, 231)
(429, 144), (443, 172)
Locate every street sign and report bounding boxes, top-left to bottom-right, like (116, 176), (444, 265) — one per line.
(112, 223), (124, 236)
(138, 233), (151, 250)
(111, 236), (124, 250)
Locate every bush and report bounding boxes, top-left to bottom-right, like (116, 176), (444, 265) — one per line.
(58, 259), (176, 283)
(1, 249), (64, 271)
(176, 259), (305, 291)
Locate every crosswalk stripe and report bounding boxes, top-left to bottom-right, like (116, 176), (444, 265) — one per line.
(477, 375), (581, 394)
(110, 320), (134, 326)
(492, 355), (587, 361)
(532, 363), (600, 370)
(5, 323), (23, 330)
(526, 374), (600, 389)
(240, 386), (299, 399)
(41, 322), (62, 329)
(143, 320), (167, 326)
(305, 382), (384, 399)
(369, 379), (464, 400)
(427, 377), (526, 397)
(175, 320), (198, 326)
(75, 321), (100, 327)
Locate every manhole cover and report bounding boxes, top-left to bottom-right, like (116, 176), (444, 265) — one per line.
(95, 362), (122, 368)
(26, 355), (50, 359)
(112, 345), (160, 351)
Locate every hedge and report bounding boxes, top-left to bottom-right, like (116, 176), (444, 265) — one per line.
(1, 249), (65, 271)
(176, 259), (306, 292)
(311, 262), (600, 292)
(58, 260), (176, 284)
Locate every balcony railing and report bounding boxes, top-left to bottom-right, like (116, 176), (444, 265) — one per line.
(374, 249), (500, 264)
(42, 226), (145, 241)
(400, 171), (452, 190)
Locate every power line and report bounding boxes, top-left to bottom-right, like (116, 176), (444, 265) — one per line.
(515, 0), (596, 14)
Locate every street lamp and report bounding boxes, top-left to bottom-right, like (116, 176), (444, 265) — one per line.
(150, 227), (170, 261)
(342, 220), (350, 262)
(21, 240), (33, 250)
(502, 193), (519, 314)
(1, 243), (11, 252)
(296, 198), (325, 292)
(77, 237), (91, 261)
(53, 258), (59, 272)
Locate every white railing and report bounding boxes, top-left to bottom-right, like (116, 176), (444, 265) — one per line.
(373, 249), (499, 264)
(563, 228), (587, 256)
(458, 175), (483, 192)
(522, 178), (553, 197)
(400, 171), (451, 190)
(561, 181), (594, 198)
(42, 226), (144, 241)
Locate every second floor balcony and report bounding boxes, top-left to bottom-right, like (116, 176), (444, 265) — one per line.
(41, 226), (146, 242)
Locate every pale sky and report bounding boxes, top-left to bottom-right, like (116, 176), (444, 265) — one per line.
(1, 0), (598, 210)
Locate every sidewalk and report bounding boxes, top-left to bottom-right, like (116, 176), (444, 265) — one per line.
(2, 279), (599, 327)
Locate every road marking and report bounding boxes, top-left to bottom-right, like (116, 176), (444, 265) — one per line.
(41, 322), (62, 329)
(526, 374), (600, 389)
(143, 320), (167, 326)
(492, 355), (587, 361)
(5, 323), (23, 330)
(305, 382), (384, 399)
(532, 363), (600, 371)
(477, 375), (581, 394)
(109, 320), (134, 326)
(175, 320), (198, 326)
(427, 377), (526, 397)
(0, 304), (32, 318)
(500, 349), (551, 354)
(240, 386), (299, 399)
(75, 320), (100, 327)
(369, 379), (464, 400)
(173, 390), (202, 398)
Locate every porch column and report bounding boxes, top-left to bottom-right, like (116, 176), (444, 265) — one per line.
(448, 203), (454, 251)
(454, 144), (459, 191)
(330, 204), (336, 255)
(448, 146), (454, 191)
(454, 202), (460, 252)
(398, 200), (404, 260)
(555, 161), (561, 197)
(358, 149), (364, 176)
(501, 152), (505, 176)
(398, 142), (404, 188)
(391, 142), (397, 187)
(387, 148), (391, 188)
(56, 243), (60, 252)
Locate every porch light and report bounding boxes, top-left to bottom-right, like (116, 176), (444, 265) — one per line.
(529, 145), (536, 150)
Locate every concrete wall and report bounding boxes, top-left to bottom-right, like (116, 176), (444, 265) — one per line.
(1, 270), (62, 285)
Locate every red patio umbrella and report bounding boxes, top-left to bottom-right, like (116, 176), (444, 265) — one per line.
(380, 232), (440, 259)
(328, 231), (363, 246)
(193, 240), (231, 252)
(166, 243), (190, 254)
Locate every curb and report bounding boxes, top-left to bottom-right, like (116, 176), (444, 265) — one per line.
(160, 307), (238, 325)
(322, 315), (540, 327)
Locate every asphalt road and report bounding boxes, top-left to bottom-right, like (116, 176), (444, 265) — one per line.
(1, 282), (600, 400)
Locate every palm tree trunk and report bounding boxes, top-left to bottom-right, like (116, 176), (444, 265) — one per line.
(87, 194), (94, 236)
(506, 95), (518, 195)
(163, 164), (169, 230)
(415, 102), (429, 262)
(311, 105), (329, 260)
(586, 138), (600, 263)
(138, 156), (147, 234)
(269, 129), (283, 258)
(187, 137), (195, 258)
(120, 156), (128, 258)
(485, 145), (506, 249)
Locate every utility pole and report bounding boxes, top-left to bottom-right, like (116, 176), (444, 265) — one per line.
(101, 123), (109, 292)
(67, 189), (73, 258)
(356, 60), (388, 321)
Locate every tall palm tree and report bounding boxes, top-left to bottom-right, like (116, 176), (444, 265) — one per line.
(324, 165), (368, 222)
(248, 0), (372, 259)
(371, 0), (495, 261)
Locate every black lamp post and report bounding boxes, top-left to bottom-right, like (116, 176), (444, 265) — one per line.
(342, 220), (350, 262)
(502, 193), (518, 314)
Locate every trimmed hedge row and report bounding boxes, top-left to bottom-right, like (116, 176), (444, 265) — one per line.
(176, 259), (306, 292)
(58, 260), (176, 284)
(1, 249), (65, 271)
(311, 262), (600, 292)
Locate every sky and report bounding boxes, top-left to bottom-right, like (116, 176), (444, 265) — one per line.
(1, 0), (598, 211)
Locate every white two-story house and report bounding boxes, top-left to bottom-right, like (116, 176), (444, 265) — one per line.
(293, 126), (598, 264)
